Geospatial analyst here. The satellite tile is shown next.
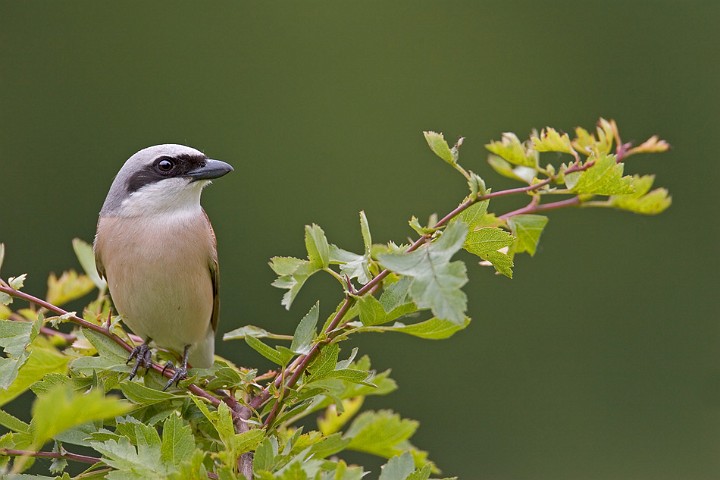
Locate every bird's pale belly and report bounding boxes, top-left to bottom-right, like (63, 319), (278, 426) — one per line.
(98, 214), (214, 359)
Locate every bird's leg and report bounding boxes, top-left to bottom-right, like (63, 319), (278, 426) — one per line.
(127, 340), (152, 380)
(162, 345), (190, 391)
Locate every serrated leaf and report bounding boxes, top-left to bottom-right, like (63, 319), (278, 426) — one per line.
(0, 344), (69, 407)
(379, 452), (415, 480)
(467, 171), (487, 197)
(454, 200), (489, 230)
(477, 250), (514, 278)
(271, 258), (319, 310)
(486, 132), (537, 167)
(362, 317), (470, 340)
(72, 238), (106, 290)
(31, 385), (133, 449)
(120, 382), (179, 406)
(223, 325), (292, 341)
(9, 274), (27, 290)
(345, 410), (418, 459)
(0, 317), (44, 391)
(46, 270), (95, 306)
(507, 214), (549, 256)
(160, 414), (195, 467)
(378, 222), (468, 324)
(463, 226), (514, 276)
(359, 211), (372, 255)
(232, 428), (265, 455)
(245, 336), (293, 366)
(306, 224), (330, 269)
(423, 131), (455, 165)
(627, 135), (670, 155)
(291, 302), (319, 355)
(329, 245), (371, 285)
(318, 397), (364, 435)
(608, 175), (672, 214)
(308, 343), (339, 380)
(487, 155), (530, 183)
(571, 154), (634, 195)
(357, 295), (388, 326)
(531, 127), (574, 155)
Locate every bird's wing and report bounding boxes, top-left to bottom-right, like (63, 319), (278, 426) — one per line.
(94, 225), (107, 280)
(205, 210), (220, 333)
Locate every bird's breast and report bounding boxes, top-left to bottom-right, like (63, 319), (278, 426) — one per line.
(95, 212), (215, 351)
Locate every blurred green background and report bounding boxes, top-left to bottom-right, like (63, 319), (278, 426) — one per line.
(1, 2), (718, 478)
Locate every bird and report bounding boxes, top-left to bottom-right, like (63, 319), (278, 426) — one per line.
(93, 144), (233, 389)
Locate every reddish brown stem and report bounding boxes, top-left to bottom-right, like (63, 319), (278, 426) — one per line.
(0, 284), (222, 407)
(0, 447), (101, 465)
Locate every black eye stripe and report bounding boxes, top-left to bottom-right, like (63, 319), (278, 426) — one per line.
(125, 153), (207, 193)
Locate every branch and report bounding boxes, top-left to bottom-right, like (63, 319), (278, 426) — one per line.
(499, 196), (582, 219)
(259, 177), (557, 427)
(0, 447), (101, 465)
(0, 284), (222, 408)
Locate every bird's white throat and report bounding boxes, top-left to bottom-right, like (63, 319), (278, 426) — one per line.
(117, 178), (210, 217)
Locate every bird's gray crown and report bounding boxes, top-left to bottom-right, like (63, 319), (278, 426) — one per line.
(100, 144), (207, 215)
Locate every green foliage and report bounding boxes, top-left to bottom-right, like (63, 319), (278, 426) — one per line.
(0, 118), (670, 478)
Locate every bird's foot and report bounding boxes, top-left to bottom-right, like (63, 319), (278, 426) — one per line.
(161, 345), (190, 391)
(161, 361), (188, 391)
(127, 343), (152, 380)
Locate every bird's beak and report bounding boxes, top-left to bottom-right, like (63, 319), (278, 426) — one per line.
(187, 159), (234, 181)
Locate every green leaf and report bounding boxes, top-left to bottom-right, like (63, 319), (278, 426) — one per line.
(357, 295), (388, 326)
(46, 270), (95, 306)
(245, 336), (293, 366)
(0, 345), (69, 407)
(378, 222), (468, 324)
(160, 414), (195, 467)
(454, 200), (489, 229)
(359, 211), (372, 255)
(507, 214), (549, 256)
(344, 410), (418, 459)
(486, 132), (537, 167)
(231, 428), (265, 455)
(608, 175), (672, 214)
(379, 452), (415, 480)
(329, 245), (371, 285)
(223, 325), (292, 341)
(120, 382), (179, 406)
(423, 131), (455, 165)
(30, 384), (133, 449)
(362, 317), (470, 340)
(570, 154), (634, 195)
(467, 171), (487, 197)
(290, 302), (320, 355)
(487, 155), (531, 183)
(0, 408), (30, 433)
(531, 127), (575, 155)
(463, 226), (515, 277)
(270, 257), (319, 310)
(307, 343), (340, 380)
(0, 317), (44, 391)
(9, 274), (27, 290)
(72, 238), (106, 290)
(317, 397), (364, 435)
(305, 224), (330, 269)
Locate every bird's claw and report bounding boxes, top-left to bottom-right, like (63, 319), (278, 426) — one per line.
(162, 361), (188, 391)
(127, 344), (152, 380)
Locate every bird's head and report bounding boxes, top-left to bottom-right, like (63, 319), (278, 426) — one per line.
(100, 144), (233, 217)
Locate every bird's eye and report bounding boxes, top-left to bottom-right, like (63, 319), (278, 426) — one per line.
(155, 158), (176, 173)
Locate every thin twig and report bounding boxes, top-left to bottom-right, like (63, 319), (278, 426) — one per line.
(0, 284), (222, 408)
(0, 447), (101, 465)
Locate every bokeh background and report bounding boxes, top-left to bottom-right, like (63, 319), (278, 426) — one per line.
(1, 2), (719, 479)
